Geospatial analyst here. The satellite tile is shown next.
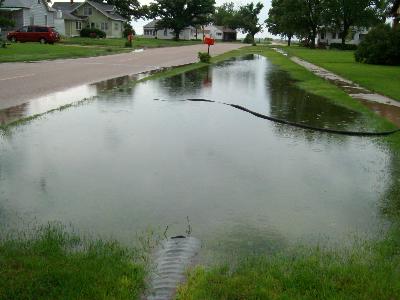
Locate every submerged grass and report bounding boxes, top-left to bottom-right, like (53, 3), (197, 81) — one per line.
(176, 230), (400, 299)
(0, 97), (96, 133)
(0, 223), (146, 300)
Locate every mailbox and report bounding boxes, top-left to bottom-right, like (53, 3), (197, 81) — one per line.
(204, 37), (215, 46)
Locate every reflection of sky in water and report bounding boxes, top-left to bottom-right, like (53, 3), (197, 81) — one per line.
(0, 55), (394, 261)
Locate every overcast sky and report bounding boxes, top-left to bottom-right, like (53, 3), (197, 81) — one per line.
(54, 0), (273, 37)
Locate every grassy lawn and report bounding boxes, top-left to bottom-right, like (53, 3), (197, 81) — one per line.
(284, 47), (400, 101)
(0, 43), (126, 63)
(0, 224), (146, 300)
(61, 36), (202, 48)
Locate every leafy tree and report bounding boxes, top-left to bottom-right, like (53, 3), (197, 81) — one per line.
(300, 0), (323, 48)
(266, 0), (303, 46)
(147, 0), (215, 40)
(322, 0), (386, 45)
(213, 2), (238, 28)
(236, 2), (264, 43)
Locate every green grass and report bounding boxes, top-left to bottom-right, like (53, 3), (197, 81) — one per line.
(0, 43), (126, 63)
(176, 231), (400, 300)
(284, 47), (400, 102)
(61, 36), (202, 48)
(0, 223), (146, 300)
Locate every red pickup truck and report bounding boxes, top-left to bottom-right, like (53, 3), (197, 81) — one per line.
(7, 26), (60, 44)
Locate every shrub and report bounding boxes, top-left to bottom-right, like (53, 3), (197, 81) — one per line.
(198, 52), (211, 63)
(80, 28), (106, 38)
(329, 43), (358, 50)
(243, 33), (254, 44)
(355, 24), (400, 65)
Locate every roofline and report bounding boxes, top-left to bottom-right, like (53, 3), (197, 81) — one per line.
(71, 1), (126, 21)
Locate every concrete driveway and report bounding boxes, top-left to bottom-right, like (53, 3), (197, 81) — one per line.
(0, 43), (243, 110)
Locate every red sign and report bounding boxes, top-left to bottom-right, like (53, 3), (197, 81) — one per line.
(204, 37), (215, 46)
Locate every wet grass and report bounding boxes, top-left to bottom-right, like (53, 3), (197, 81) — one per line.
(176, 228), (400, 300)
(61, 36), (202, 49)
(0, 223), (146, 300)
(0, 43), (127, 63)
(256, 47), (397, 132)
(283, 47), (400, 102)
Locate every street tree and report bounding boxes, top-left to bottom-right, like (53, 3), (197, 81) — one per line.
(266, 0), (303, 46)
(213, 2), (238, 28)
(147, 0), (215, 40)
(236, 2), (264, 43)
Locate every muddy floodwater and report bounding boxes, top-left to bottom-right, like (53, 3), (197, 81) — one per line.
(0, 55), (396, 261)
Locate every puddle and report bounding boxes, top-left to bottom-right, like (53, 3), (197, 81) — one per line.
(0, 55), (397, 264)
(0, 72), (151, 125)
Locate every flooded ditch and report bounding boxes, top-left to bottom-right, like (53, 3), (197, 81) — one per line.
(0, 55), (397, 265)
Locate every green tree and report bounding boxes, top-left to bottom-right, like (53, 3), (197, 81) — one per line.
(236, 2), (264, 43)
(322, 0), (387, 45)
(266, 0), (303, 46)
(147, 0), (215, 40)
(213, 2), (238, 28)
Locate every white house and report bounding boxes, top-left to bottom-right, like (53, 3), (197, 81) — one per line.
(317, 28), (369, 46)
(52, 0), (126, 38)
(143, 20), (237, 41)
(0, 0), (55, 34)
(143, 20), (196, 40)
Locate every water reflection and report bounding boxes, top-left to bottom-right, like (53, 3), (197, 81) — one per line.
(0, 55), (395, 261)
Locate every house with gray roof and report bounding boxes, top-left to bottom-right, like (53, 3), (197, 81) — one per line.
(143, 20), (236, 41)
(52, 0), (126, 38)
(0, 0), (55, 35)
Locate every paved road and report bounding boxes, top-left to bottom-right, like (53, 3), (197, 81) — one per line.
(0, 43), (243, 110)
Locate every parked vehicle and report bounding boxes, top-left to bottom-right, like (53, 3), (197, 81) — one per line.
(7, 26), (60, 44)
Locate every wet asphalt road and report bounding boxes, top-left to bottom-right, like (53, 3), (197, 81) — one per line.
(0, 43), (243, 110)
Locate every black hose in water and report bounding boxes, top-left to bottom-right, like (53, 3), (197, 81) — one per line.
(155, 98), (400, 137)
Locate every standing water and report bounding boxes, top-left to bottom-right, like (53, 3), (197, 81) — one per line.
(0, 55), (395, 263)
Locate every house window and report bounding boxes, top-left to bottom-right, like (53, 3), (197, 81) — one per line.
(101, 22), (108, 31)
(164, 28), (167, 36)
(321, 32), (325, 39)
(30, 16), (34, 25)
(76, 21), (82, 30)
(37, 0), (40, 4)
(216, 32), (222, 36)
(84, 6), (92, 16)
(44, 15), (47, 26)
(114, 22), (119, 30)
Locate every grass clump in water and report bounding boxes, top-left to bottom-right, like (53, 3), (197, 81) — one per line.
(177, 225), (400, 300)
(0, 223), (146, 300)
